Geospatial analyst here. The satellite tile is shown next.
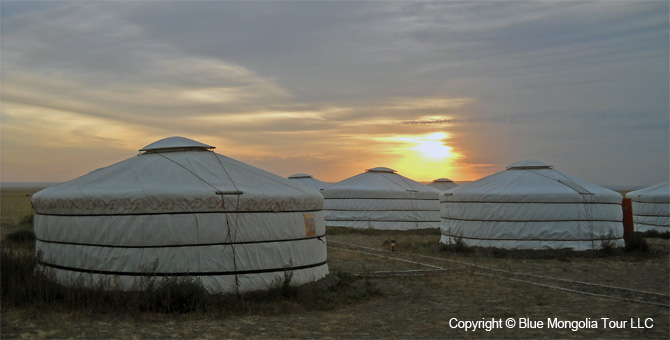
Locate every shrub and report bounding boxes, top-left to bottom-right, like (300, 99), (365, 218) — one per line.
(1, 248), (62, 307)
(1, 247), (37, 304)
(599, 231), (617, 254)
(600, 239), (614, 254)
(18, 214), (34, 226)
(150, 276), (209, 313)
(332, 269), (358, 289)
(5, 230), (36, 243)
(267, 268), (297, 299)
(441, 233), (471, 253)
(625, 234), (649, 253)
(640, 230), (670, 239)
(453, 234), (469, 251)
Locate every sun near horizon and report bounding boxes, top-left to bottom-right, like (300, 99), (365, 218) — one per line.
(355, 131), (476, 183)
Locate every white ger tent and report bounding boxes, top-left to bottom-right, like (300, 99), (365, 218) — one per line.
(321, 167), (441, 230)
(440, 160), (624, 250)
(31, 137), (328, 293)
(625, 182), (669, 233)
(428, 178), (458, 191)
(288, 174), (328, 191)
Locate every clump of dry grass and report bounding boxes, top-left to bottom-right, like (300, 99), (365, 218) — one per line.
(1, 248), (379, 316)
(639, 230), (670, 239)
(624, 233), (649, 252)
(5, 229), (35, 243)
(3, 213), (35, 244)
(440, 233), (471, 253)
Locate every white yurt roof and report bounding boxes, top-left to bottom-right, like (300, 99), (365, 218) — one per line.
(288, 173), (328, 191)
(626, 181), (670, 203)
(428, 178), (458, 191)
(139, 136), (215, 153)
(322, 167), (440, 200)
(34, 137), (322, 215)
(321, 167), (441, 230)
(625, 181), (669, 232)
(31, 137), (328, 293)
(443, 160), (621, 203)
(440, 160), (624, 250)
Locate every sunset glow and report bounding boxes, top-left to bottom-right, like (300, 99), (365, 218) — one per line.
(1, 1), (667, 187)
(364, 132), (463, 182)
(381, 132), (459, 162)
(410, 133), (454, 160)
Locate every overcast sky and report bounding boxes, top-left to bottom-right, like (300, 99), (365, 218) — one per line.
(1, 1), (668, 187)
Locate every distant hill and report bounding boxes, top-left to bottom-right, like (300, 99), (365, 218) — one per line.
(1, 182), (61, 190)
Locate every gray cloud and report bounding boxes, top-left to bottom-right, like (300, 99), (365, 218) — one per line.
(396, 119), (466, 126)
(1, 1), (668, 185)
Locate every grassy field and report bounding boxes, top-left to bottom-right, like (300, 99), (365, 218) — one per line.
(2, 187), (669, 339)
(1, 188), (40, 240)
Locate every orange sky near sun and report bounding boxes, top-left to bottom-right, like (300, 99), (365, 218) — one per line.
(1, 91), (494, 184)
(0, 127), (487, 184)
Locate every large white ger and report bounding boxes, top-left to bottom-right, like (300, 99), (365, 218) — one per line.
(440, 160), (624, 250)
(626, 182), (669, 233)
(321, 167), (441, 230)
(31, 137), (328, 293)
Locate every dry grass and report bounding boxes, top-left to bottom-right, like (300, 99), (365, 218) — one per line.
(3, 253), (668, 339)
(1, 188), (39, 240)
(2, 189), (669, 339)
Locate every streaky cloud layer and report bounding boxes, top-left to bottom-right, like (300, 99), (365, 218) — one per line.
(1, 1), (668, 186)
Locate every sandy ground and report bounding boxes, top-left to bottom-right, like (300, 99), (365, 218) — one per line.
(3, 230), (669, 339)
